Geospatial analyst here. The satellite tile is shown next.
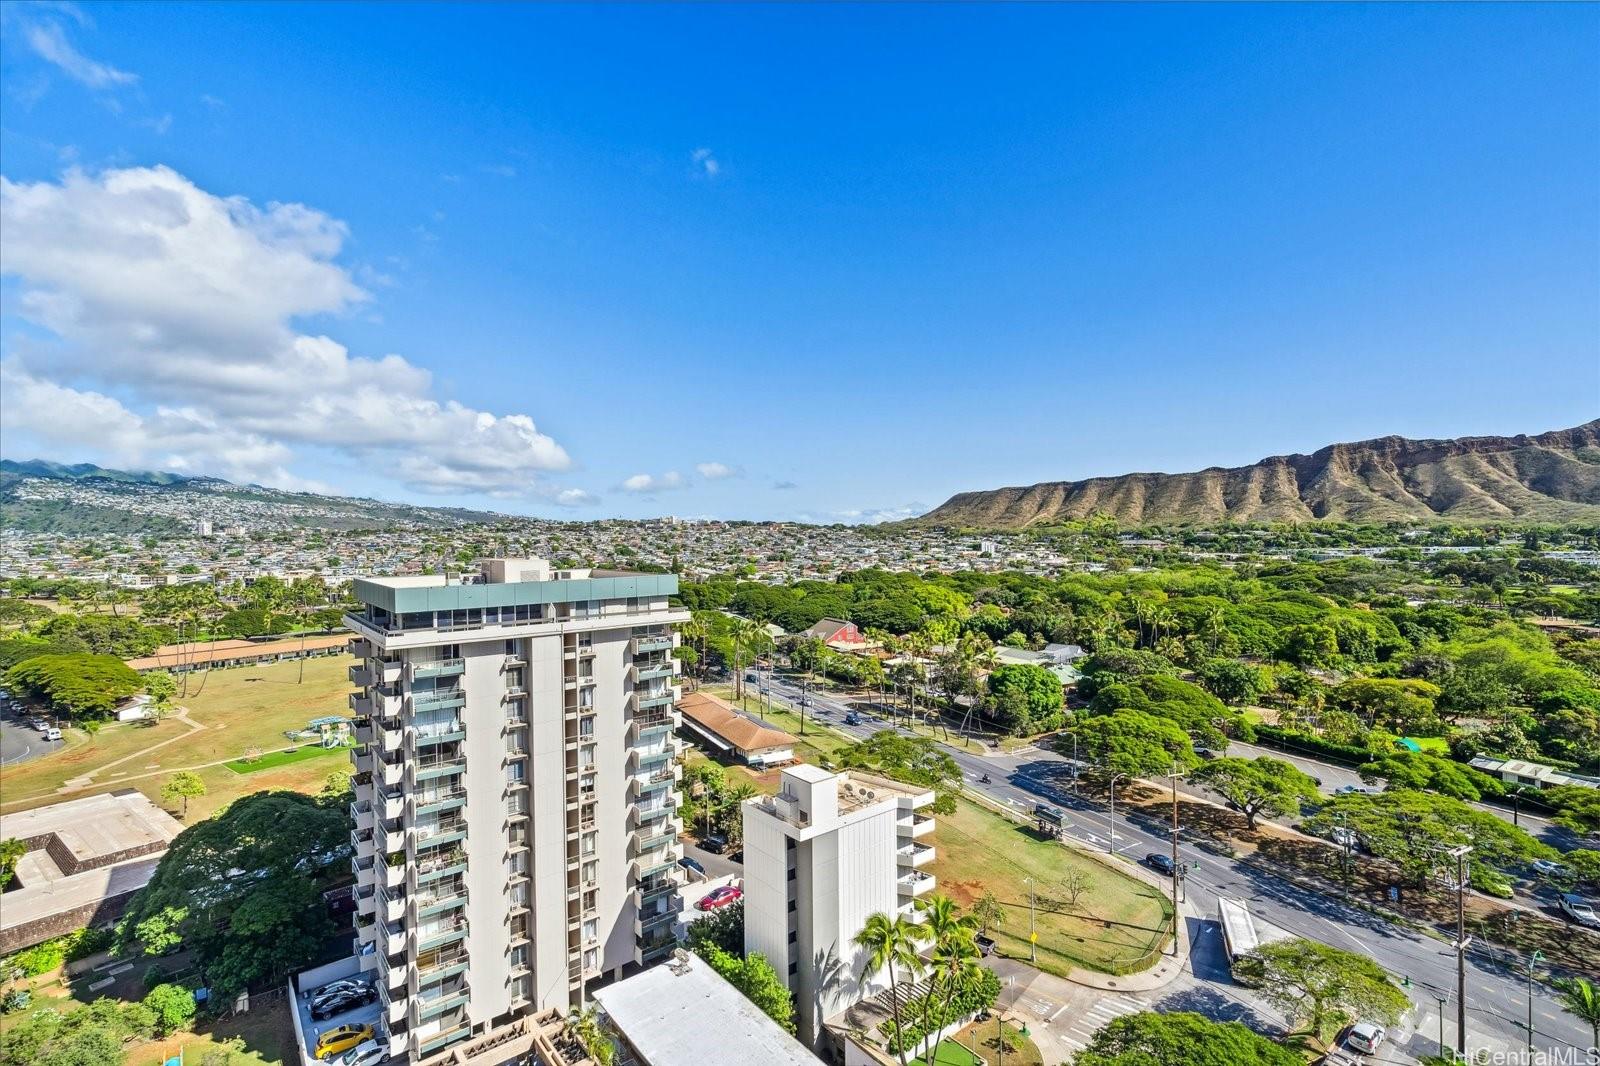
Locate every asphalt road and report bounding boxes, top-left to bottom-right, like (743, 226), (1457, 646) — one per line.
(742, 671), (1595, 1060)
(0, 708), (63, 765)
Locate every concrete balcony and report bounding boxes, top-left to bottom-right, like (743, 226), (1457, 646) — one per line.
(354, 885), (376, 917)
(411, 690), (465, 714)
(899, 814), (936, 839)
(412, 818), (468, 851)
(413, 723), (466, 749)
(381, 857), (408, 890)
(348, 692), (374, 716)
(633, 635), (673, 654)
(379, 887), (407, 924)
(634, 903), (677, 938)
(350, 799), (374, 834)
(348, 636), (374, 658)
(413, 948), (468, 987)
(385, 988), (409, 1026)
(896, 843), (936, 868)
(897, 872), (937, 897)
(414, 882), (468, 919)
(417, 918), (468, 953)
(414, 848), (467, 884)
(378, 755), (406, 789)
(378, 788), (407, 822)
(632, 873), (679, 909)
(349, 664), (375, 688)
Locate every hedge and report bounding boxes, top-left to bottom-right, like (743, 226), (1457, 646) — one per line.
(1252, 725), (1372, 766)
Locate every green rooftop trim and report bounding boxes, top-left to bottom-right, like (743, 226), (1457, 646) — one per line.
(352, 573), (679, 613)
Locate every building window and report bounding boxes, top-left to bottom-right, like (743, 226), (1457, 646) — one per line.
(507, 762), (526, 784)
(582, 919), (598, 942)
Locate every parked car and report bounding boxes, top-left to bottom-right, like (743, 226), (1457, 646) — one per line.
(1344, 1021), (1386, 1055)
(1144, 853), (1179, 876)
(678, 856), (706, 877)
(1335, 785), (1383, 797)
(844, 712), (862, 726)
(1530, 859), (1569, 879)
(315, 1024), (374, 1060)
(308, 978), (368, 1001)
(332, 1040), (386, 1066)
(42, 728), (61, 742)
(1328, 827), (1361, 851)
(29, 718), (46, 732)
(1560, 894), (1600, 928)
(696, 885), (743, 911)
(701, 833), (728, 854)
(311, 985), (376, 1020)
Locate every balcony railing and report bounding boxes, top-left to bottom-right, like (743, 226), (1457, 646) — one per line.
(415, 753), (467, 781)
(412, 689), (466, 712)
(410, 658), (465, 680)
(414, 786), (466, 814)
(414, 723), (466, 747)
(415, 947), (468, 983)
(416, 847), (466, 879)
(414, 819), (467, 849)
(417, 917), (468, 951)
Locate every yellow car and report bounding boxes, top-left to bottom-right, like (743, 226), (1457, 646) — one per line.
(315, 1024), (374, 1060)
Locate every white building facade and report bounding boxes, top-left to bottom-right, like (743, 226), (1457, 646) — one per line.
(742, 764), (936, 1047)
(344, 559), (686, 1064)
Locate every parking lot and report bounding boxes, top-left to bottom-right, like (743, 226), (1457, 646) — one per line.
(0, 696), (65, 766)
(291, 965), (382, 1066)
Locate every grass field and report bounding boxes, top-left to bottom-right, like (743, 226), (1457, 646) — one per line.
(913, 1023), (1043, 1066)
(226, 743), (348, 774)
(1, 657), (351, 819)
(928, 798), (1173, 978)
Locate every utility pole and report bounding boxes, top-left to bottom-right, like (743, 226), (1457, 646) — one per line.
(1071, 733), (1079, 794)
(1525, 948), (1544, 1055)
(1336, 810), (1352, 900)
(1438, 842), (1474, 1056)
(1168, 761), (1185, 953)
(1023, 876), (1037, 963)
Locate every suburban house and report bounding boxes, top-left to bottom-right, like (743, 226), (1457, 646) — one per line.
(994, 645), (1083, 688)
(800, 617), (867, 651)
(677, 691), (797, 767)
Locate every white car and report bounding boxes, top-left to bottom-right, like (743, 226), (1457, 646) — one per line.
(332, 1039), (386, 1066)
(1560, 894), (1600, 928)
(1345, 1021), (1385, 1054)
(1530, 859), (1568, 879)
(1334, 785), (1382, 797)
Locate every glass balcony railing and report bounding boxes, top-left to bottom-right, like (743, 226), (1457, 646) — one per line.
(411, 658), (465, 680)
(412, 689), (466, 712)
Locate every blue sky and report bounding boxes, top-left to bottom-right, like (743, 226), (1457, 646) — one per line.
(1, 2), (1595, 521)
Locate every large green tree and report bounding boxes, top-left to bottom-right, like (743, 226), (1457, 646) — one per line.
(1193, 756), (1320, 830)
(1238, 939), (1410, 1041)
(1303, 790), (1557, 889)
(119, 791), (350, 996)
(1074, 1011), (1300, 1066)
(984, 663), (1065, 736)
(1068, 710), (1198, 779)
(4, 654), (141, 717)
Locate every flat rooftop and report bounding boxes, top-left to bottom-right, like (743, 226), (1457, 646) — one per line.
(0, 792), (184, 937)
(593, 951), (819, 1066)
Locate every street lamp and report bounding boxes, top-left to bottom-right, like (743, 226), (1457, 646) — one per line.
(1107, 772), (1129, 855)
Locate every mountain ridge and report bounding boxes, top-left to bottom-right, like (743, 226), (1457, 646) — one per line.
(916, 421), (1600, 528)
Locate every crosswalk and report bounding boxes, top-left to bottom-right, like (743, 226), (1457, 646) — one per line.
(1054, 992), (1152, 1053)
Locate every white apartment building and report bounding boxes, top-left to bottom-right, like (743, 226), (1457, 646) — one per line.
(742, 764), (937, 1047)
(344, 558), (687, 1064)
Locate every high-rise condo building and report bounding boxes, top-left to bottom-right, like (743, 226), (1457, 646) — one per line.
(343, 558), (686, 1064)
(742, 764), (937, 1047)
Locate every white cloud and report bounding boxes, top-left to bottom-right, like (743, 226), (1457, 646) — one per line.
(552, 488), (600, 507)
(0, 165), (573, 496)
(831, 505), (921, 525)
(620, 471), (685, 494)
(695, 461), (736, 479)
(22, 19), (137, 89)
(691, 147), (720, 178)
(772, 479), (798, 491)
(0, 360), (324, 490)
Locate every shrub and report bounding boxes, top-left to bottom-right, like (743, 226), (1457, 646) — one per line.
(143, 983), (197, 1035)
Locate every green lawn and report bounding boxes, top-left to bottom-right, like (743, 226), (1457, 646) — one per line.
(1, 657), (352, 819)
(226, 743), (348, 774)
(913, 1041), (984, 1066)
(913, 1022), (1043, 1066)
(928, 798), (1173, 978)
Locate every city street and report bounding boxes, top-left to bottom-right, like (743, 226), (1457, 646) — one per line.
(740, 670), (1596, 1061)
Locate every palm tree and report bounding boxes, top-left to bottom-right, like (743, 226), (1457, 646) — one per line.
(720, 783), (759, 846)
(913, 894), (976, 1061)
(683, 612), (711, 684)
(731, 617), (766, 705)
(853, 912), (927, 1066)
(925, 933), (982, 1062)
(1556, 977), (1600, 1052)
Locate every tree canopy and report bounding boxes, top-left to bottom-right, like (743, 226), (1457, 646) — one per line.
(1074, 1011), (1300, 1066)
(119, 791), (351, 995)
(1193, 756), (1320, 829)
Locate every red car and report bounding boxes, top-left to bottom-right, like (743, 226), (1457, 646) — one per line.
(696, 885), (743, 912)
